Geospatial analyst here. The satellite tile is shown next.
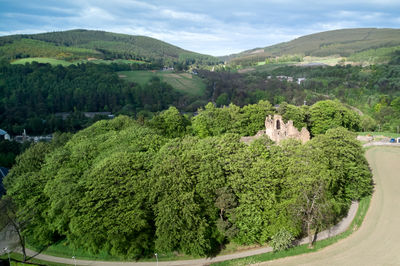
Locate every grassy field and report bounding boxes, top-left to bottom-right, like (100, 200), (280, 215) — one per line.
(358, 131), (400, 138)
(118, 70), (206, 96)
(300, 56), (344, 66)
(11, 57), (147, 66)
(11, 57), (76, 66)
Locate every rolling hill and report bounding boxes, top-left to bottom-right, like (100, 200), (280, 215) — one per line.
(0, 29), (220, 65)
(223, 28), (400, 66)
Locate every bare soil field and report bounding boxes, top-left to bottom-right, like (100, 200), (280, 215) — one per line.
(256, 146), (400, 266)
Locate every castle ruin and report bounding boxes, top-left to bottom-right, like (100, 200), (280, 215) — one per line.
(265, 115), (310, 144)
(240, 114), (310, 144)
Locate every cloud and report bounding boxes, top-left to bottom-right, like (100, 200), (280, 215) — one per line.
(78, 7), (116, 22)
(0, 0), (399, 55)
(160, 9), (210, 23)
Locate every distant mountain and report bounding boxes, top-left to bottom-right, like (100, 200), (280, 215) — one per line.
(222, 28), (400, 65)
(0, 29), (220, 65)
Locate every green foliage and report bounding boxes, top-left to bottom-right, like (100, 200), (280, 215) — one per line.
(147, 106), (190, 138)
(117, 70), (207, 96)
(309, 100), (361, 135)
(226, 28), (400, 65)
(192, 101), (274, 138)
(150, 134), (246, 256)
(4, 113), (373, 259)
(278, 102), (308, 130)
(212, 196), (371, 266)
(216, 93), (230, 106)
(3, 142), (58, 247)
(270, 229), (295, 252)
(309, 128), (373, 201)
(0, 63), (185, 135)
(360, 115), (377, 131)
(0, 29), (221, 65)
(0, 140), (29, 168)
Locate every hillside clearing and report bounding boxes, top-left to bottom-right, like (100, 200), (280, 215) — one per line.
(11, 57), (147, 66)
(118, 70), (206, 96)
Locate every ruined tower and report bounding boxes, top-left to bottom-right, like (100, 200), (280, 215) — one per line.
(265, 115), (310, 144)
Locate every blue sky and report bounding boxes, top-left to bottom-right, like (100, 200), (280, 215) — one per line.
(1, 0), (399, 56)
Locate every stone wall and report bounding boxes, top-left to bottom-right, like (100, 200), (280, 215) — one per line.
(265, 115), (310, 144)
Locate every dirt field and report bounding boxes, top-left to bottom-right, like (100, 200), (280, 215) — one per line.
(257, 146), (400, 266)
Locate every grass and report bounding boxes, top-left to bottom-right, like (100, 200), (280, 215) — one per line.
(11, 57), (147, 66)
(28, 241), (123, 261)
(212, 195), (371, 266)
(11, 57), (75, 66)
(300, 56), (344, 66)
(0, 252), (70, 266)
(27, 240), (199, 263)
(358, 131), (400, 138)
(118, 70), (206, 96)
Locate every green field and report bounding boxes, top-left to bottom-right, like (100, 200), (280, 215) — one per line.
(11, 57), (76, 66)
(358, 131), (400, 138)
(118, 70), (206, 96)
(11, 57), (147, 66)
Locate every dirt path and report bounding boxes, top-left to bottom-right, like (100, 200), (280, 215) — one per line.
(256, 146), (400, 266)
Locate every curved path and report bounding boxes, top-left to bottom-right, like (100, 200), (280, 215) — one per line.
(2, 146), (394, 265)
(257, 146), (400, 266)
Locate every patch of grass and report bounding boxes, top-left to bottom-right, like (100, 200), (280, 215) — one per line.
(212, 196), (371, 265)
(28, 241), (122, 261)
(358, 132), (400, 138)
(301, 56), (343, 66)
(11, 57), (74, 66)
(11, 57), (147, 66)
(0, 252), (69, 266)
(118, 70), (206, 96)
(28, 240), (199, 263)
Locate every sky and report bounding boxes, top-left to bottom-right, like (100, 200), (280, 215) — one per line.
(0, 0), (400, 56)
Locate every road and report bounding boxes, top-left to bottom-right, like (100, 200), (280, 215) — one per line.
(257, 146), (400, 266)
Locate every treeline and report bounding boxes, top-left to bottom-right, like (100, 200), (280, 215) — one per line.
(3, 115), (372, 259)
(0, 62), (188, 135)
(0, 140), (29, 168)
(196, 70), (310, 107)
(176, 100), (360, 138)
(0, 30), (221, 66)
(264, 64), (400, 132)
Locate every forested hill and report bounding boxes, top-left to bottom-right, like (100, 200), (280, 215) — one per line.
(223, 28), (400, 64)
(0, 29), (220, 65)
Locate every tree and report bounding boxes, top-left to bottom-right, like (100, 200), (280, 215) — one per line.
(147, 106), (190, 138)
(309, 127), (373, 202)
(309, 100), (361, 135)
(278, 102), (308, 130)
(0, 196), (27, 261)
(360, 115), (377, 131)
(150, 134), (246, 256)
(41, 116), (166, 258)
(214, 187), (238, 239)
(3, 142), (58, 248)
(230, 138), (301, 245)
(284, 144), (333, 248)
(270, 228), (294, 252)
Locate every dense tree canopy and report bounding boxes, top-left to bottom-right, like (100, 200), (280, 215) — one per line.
(3, 113), (372, 258)
(0, 62), (185, 135)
